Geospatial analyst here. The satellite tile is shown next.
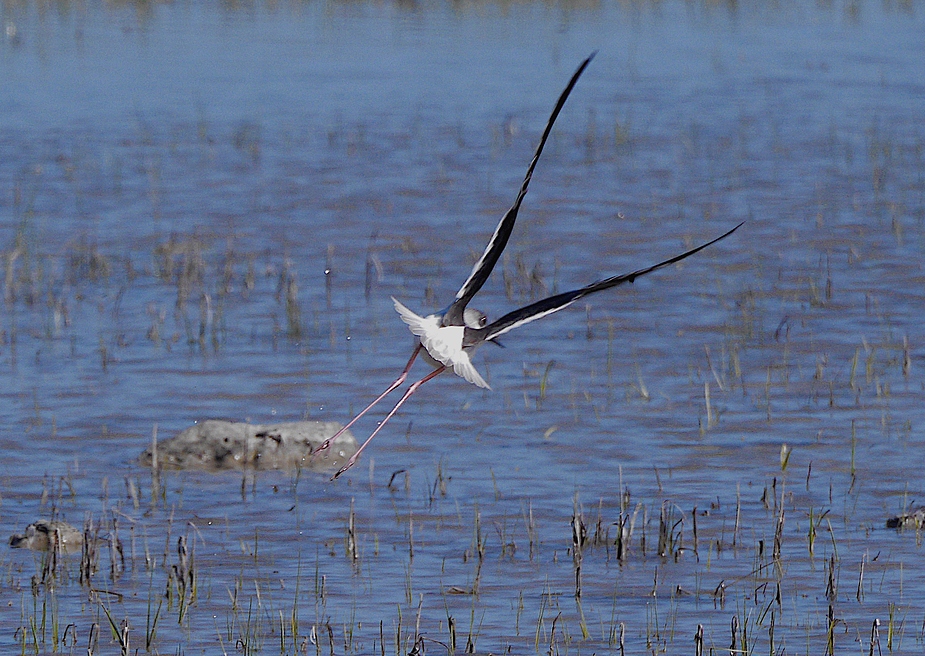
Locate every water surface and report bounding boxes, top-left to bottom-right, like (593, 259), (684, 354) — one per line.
(2, 1), (925, 654)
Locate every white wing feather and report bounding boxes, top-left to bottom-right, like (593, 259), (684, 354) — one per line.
(392, 297), (439, 337)
(449, 350), (491, 389)
(392, 297), (491, 390)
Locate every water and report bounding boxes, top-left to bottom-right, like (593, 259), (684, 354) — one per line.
(2, 1), (925, 653)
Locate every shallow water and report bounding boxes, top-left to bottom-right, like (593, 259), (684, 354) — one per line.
(2, 1), (925, 654)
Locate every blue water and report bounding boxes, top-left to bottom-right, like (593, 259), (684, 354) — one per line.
(2, 1), (925, 654)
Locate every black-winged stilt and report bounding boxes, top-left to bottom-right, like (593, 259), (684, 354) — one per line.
(317, 53), (742, 478)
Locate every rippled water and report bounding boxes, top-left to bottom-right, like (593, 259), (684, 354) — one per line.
(2, 1), (925, 654)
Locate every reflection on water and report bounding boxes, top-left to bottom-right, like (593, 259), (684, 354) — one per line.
(1, 1), (924, 654)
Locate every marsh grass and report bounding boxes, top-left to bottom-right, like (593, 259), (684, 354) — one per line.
(5, 341), (924, 655)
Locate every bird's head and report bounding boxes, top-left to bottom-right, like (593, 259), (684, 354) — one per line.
(462, 308), (488, 330)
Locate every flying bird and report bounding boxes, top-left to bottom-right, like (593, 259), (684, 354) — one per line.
(316, 53), (742, 478)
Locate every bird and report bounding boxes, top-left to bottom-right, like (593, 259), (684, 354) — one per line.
(315, 53), (742, 479)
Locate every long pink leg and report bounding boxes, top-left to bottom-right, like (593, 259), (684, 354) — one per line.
(332, 364), (446, 479)
(314, 344), (423, 458)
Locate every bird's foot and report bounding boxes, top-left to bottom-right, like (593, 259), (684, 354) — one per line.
(311, 438), (333, 460)
(330, 455), (359, 481)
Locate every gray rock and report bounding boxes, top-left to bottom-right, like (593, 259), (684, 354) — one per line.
(139, 420), (357, 472)
(9, 520), (83, 554)
(887, 507), (925, 529)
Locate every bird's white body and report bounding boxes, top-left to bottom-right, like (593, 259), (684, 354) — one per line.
(392, 297), (490, 389)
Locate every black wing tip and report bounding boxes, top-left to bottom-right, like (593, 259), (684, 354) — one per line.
(678, 220), (745, 259)
(574, 53), (596, 78)
(695, 221), (744, 249)
(717, 220), (745, 242)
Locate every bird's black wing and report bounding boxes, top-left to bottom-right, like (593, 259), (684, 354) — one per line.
(442, 53), (596, 327)
(464, 222), (744, 345)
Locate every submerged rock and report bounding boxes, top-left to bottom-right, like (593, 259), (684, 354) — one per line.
(138, 420), (357, 472)
(886, 507), (925, 529)
(9, 520), (83, 554)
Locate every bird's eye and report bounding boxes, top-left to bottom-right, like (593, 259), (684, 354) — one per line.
(479, 315), (487, 327)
